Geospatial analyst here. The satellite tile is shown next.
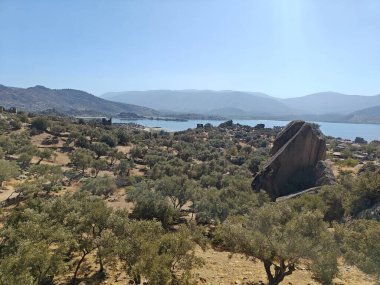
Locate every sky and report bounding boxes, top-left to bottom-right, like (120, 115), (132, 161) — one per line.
(1, 0), (380, 98)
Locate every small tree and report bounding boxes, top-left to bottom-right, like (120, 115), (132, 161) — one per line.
(29, 164), (64, 195)
(0, 209), (73, 284)
(17, 152), (33, 169)
(354, 136), (367, 144)
(90, 142), (110, 159)
(115, 159), (134, 177)
(0, 159), (20, 186)
(155, 176), (194, 210)
(69, 148), (94, 174)
(91, 159), (108, 177)
(127, 182), (179, 229)
(152, 225), (205, 284)
(335, 220), (380, 281)
(100, 133), (118, 147)
(31, 117), (49, 132)
(81, 176), (117, 197)
(36, 148), (54, 164)
(220, 203), (338, 285)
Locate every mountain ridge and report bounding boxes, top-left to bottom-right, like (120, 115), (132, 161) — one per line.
(101, 89), (380, 119)
(101, 90), (299, 116)
(0, 84), (158, 116)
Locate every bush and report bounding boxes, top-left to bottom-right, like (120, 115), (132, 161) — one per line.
(127, 183), (179, 228)
(81, 176), (116, 197)
(0, 159), (20, 185)
(31, 117), (49, 132)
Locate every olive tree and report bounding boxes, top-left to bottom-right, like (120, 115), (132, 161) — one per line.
(69, 148), (94, 174)
(220, 203), (338, 285)
(0, 159), (20, 186)
(81, 175), (117, 197)
(335, 220), (380, 281)
(36, 148), (54, 164)
(155, 175), (194, 210)
(0, 208), (73, 285)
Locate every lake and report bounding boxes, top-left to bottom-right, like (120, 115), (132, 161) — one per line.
(113, 118), (380, 142)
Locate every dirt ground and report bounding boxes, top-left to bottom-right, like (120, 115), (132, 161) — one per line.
(191, 247), (376, 285)
(67, 246), (375, 285)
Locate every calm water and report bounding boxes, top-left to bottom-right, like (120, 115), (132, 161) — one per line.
(113, 118), (380, 142)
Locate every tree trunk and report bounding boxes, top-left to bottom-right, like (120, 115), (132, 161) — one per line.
(98, 253), (104, 274)
(133, 274), (141, 284)
(72, 251), (87, 285)
(264, 261), (284, 285)
(263, 260), (294, 285)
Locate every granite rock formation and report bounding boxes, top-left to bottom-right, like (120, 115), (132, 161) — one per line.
(252, 120), (333, 200)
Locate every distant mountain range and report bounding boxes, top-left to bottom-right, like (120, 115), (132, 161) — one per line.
(0, 84), (158, 117)
(101, 90), (380, 123)
(1, 84), (380, 124)
(101, 90), (297, 116)
(282, 92), (380, 115)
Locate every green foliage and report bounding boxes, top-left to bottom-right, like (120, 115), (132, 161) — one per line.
(116, 129), (130, 145)
(338, 158), (359, 167)
(115, 159), (134, 177)
(89, 142), (110, 159)
(194, 188), (229, 224)
(345, 171), (380, 217)
(335, 220), (380, 280)
(219, 203), (338, 285)
(0, 132), (32, 155)
(9, 117), (22, 130)
(0, 209), (73, 284)
(81, 175), (117, 197)
(36, 148), (53, 164)
(74, 135), (90, 148)
(91, 158), (108, 177)
(127, 182), (179, 228)
(31, 117), (49, 132)
(69, 148), (94, 173)
(155, 176), (194, 210)
(0, 159), (20, 185)
(29, 164), (64, 194)
(100, 133), (118, 147)
(17, 152), (33, 169)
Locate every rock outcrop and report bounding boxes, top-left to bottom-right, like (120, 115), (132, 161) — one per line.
(252, 120), (333, 200)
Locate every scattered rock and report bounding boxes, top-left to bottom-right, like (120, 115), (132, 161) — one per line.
(218, 120), (234, 128)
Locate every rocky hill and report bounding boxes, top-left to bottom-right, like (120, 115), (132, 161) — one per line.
(0, 84), (158, 116)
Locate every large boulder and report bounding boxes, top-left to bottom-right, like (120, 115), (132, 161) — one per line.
(252, 121), (332, 200)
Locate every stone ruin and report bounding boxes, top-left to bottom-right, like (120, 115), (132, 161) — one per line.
(252, 120), (335, 200)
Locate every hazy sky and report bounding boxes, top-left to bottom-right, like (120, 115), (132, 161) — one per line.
(1, 0), (380, 98)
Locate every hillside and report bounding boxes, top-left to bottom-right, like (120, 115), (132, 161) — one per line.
(282, 92), (380, 115)
(0, 84), (158, 116)
(345, 105), (380, 124)
(101, 90), (298, 116)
